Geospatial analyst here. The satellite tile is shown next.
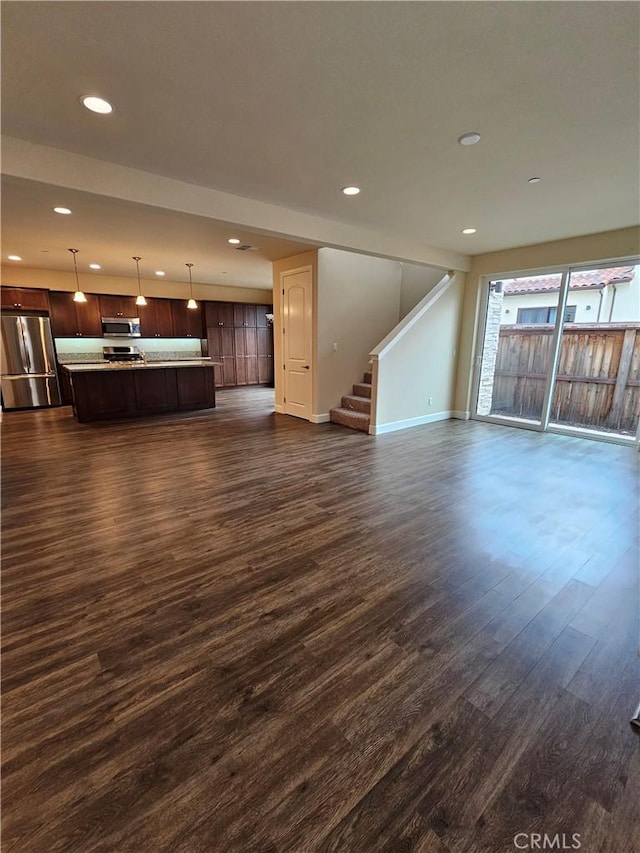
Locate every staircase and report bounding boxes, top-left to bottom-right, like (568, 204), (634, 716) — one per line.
(329, 371), (372, 432)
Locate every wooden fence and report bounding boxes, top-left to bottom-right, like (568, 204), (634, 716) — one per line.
(490, 323), (640, 435)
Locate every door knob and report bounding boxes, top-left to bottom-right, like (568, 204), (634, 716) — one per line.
(303, 365), (310, 370)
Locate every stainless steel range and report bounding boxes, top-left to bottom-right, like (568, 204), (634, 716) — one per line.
(103, 346), (144, 363)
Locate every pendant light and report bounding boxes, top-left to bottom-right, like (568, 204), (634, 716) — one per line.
(69, 248), (87, 302)
(186, 263), (197, 309)
(132, 256), (147, 306)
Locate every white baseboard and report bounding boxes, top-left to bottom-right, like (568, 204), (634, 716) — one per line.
(310, 412), (331, 424)
(451, 410), (471, 420)
(369, 410), (453, 435)
(274, 403), (285, 414)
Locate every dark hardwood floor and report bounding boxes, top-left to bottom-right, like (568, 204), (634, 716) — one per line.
(2, 387), (639, 852)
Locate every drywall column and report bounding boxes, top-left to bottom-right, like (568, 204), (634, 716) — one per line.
(315, 248), (401, 419)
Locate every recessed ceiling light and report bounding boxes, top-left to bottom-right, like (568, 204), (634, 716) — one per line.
(462, 228), (477, 235)
(341, 186), (361, 196)
(528, 176), (542, 184)
(458, 132), (481, 146)
(7, 255), (22, 261)
(53, 207), (72, 215)
(155, 270), (165, 276)
(228, 238), (241, 245)
(89, 263), (101, 270)
(80, 95), (113, 114)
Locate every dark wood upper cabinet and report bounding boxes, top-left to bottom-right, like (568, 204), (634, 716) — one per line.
(49, 291), (101, 337)
(139, 298), (174, 337)
(76, 295), (103, 336)
(244, 304), (257, 328)
(171, 299), (203, 338)
(1, 287), (50, 312)
(49, 291), (78, 336)
(233, 303), (257, 328)
(205, 301), (234, 328)
(98, 294), (138, 319)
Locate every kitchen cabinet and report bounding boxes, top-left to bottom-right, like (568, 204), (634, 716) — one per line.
(206, 301), (273, 387)
(66, 363), (215, 422)
(233, 303), (257, 328)
(257, 327), (274, 385)
(58, 365), (74, 405)
(176, 366), (214, 408)
(98, 294), (138, 319)
(75, 295), (103, 337)
(138, 298), (174, 337)
(133, 368), (178, 413)
(233, 326), (258, 386)
(207, 326), (236, 388)
(205, 301), (234, 329)
(171, 299), (203, 338)
(70, 369), (137, 421)
(1, 287), (50, 312)
(49, 291), (102, 337)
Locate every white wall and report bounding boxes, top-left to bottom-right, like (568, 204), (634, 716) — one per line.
(316, 248), (401, 416)
(399, 262), (444, 318)
(372, 272), (465, 433)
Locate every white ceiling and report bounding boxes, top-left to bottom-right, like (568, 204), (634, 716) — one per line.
(1, 177), (312, 288)
(1, 2), (639, 258)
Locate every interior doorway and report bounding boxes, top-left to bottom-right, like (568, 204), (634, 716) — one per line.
(281, 266), (313, 420)
(473, 261), (640, 444)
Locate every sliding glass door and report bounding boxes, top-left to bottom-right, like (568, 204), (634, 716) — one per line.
(475, 272), (563, 427)
(549, 264), (640, 438)
(474, 262), (640, 443)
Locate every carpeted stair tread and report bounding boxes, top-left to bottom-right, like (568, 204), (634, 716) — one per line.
(352, 382), (372, 399)
(363, 371), (373, 384)
(341, 394), (371, 414)
(329, 407), (370, 432)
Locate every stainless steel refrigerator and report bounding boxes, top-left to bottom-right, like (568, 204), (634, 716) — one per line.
(1, 315), (61, 409)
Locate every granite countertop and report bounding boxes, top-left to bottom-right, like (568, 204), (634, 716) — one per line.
(62, 359), (217, 373)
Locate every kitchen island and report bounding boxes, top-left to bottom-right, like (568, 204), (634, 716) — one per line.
(63, 360), (216, 423)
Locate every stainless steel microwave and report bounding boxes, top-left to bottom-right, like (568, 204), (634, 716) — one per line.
(101, 317), (141, 337)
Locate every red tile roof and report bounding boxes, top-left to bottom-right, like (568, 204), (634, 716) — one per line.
(503, 266), (635, 295)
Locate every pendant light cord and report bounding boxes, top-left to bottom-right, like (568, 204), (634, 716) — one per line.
(186, 263), (194, 298)
(69, 248), (80, 290)
(133, 256), (142, 295)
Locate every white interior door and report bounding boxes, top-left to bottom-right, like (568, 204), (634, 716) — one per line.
(282, 267), (312, 419)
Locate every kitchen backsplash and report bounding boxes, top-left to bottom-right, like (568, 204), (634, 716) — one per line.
(55, 337), (204, 362)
